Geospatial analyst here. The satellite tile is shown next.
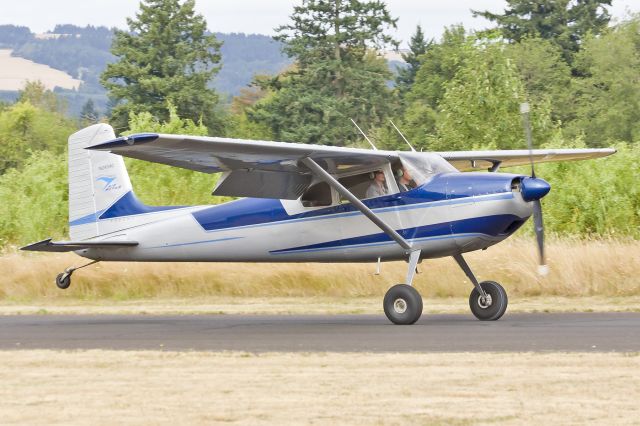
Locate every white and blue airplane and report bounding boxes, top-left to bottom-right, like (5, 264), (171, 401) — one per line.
(22, 120), (615, 324)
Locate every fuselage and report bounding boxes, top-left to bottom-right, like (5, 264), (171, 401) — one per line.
(77, 171), (538, 263)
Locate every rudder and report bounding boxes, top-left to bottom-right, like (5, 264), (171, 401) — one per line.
(68, 124), (133, 240)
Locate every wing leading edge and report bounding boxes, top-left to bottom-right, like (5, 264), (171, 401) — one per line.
(437, 148), (616, 171)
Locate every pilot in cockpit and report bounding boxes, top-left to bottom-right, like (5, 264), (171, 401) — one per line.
(396, 166), (416, 192)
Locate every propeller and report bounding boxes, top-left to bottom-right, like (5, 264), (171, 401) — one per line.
(520, 103), (549, 276)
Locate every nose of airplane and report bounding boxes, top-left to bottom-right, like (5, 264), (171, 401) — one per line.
(520, 177), (551, 201)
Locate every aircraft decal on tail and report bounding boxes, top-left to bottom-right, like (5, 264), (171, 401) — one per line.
(96, 175), (122, 192)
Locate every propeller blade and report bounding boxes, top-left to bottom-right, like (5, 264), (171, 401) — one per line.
(521, 103), (548, 276)
(532, 199), (548, 276)
(520, 102), (536, 178)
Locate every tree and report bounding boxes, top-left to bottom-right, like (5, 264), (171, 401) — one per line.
(570, 0), (613, 46)
(18, 81), (65, 113)
(473, 0), (612, 65)
(392, 25), (469, 147)
(80, 99), (99, 124)
(0, 150), (68, 245)
(505, 37), (573, 124)
(406, 25), (468, 111)
(0, 25), (32, 48)
(0, 99), (76, 173)
(396, 25), (430, 95)
(568, 17), (640, 145)
(101, 0), (222, 133)
(249, 0), (398, 145)
(427, 38), (557, 151)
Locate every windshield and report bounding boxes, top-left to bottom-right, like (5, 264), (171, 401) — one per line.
(398, 152), (458, 185)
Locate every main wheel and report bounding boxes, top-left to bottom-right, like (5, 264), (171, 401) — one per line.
(55, 273), (71, 290)
(469, 281), (507, 321)
(383, 284), (423, 325)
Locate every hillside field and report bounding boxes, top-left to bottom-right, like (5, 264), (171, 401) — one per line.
(0, 49), (81, 91)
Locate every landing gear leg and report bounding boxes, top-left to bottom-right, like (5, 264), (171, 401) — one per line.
(453, 254), (508, 321)
(55, 260), (99, 290)
(384, 250), (423, 325)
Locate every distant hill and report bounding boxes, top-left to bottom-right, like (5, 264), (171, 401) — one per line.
(0, 24), (292, 116)
(0, 24), (401, 117)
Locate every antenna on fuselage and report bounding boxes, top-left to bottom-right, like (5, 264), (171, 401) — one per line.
(389, 120), (416, 152)
(350, 118), (378, 151)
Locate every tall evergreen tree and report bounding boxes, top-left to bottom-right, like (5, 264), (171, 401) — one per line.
(249, 0), (398, 145)
(101, 0), (222, 132)
(396, 25), (430, 95)
(473, 0), (611, 65)
(80, 99), (99, 124)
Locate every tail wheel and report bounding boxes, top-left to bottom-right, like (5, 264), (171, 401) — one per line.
(469, 281), (508, 321)
(383, 284), (423, 325)
(55, 273), (71, 290)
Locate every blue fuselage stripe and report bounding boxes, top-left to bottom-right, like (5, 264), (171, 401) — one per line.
(270, 233), (487, 254)
(270, 214), (521, 254)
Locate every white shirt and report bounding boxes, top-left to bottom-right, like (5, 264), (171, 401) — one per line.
(366, 182), (388, 199)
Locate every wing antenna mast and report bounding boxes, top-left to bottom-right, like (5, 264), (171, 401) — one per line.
(350, 118), (378, 151)
(389, 120), (416, 152)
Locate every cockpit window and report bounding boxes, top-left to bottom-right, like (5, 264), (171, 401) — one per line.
(300, 164), (397, 207)
(338, 172), (383, 200)
(301, 182), (332, 207)
(398, 152), (457, 185)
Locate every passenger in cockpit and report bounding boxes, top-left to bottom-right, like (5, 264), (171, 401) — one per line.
(365, 170), (388, 198)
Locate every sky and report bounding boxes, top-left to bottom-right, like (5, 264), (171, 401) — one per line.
(1, 0), (638, 48)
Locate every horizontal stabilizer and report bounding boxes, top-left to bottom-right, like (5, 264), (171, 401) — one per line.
(20, 238), (138, 253)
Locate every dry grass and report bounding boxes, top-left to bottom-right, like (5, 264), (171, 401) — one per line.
(0, 350), (638, 425)
(2, 239), (639, 304)
(0, 49), (81, 91)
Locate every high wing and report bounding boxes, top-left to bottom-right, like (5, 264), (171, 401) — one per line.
(436, 148), (616, 172)
(88, 133), (616, 198)
(88, 133), (397, 199)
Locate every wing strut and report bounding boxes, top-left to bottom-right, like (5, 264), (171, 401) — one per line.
(300, 157), (412, 252)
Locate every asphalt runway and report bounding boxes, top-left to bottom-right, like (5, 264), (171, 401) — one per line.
(1, 313), (639, 352)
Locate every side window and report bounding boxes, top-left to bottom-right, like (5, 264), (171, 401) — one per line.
(301, 182), (332, 207)
(338, 172), (386, 201)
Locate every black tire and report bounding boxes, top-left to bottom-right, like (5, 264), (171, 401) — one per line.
(469, 281), (507, 321)
(383, 284), (423, 325)
(55, 273), (71, 290)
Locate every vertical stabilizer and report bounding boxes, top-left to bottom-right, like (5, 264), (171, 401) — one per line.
(68, 124), (133, 240)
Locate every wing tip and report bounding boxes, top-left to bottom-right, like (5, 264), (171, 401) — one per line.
(86, 133), (159, 151)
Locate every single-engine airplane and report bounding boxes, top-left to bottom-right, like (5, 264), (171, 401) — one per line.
(22, 113), (615, 324)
